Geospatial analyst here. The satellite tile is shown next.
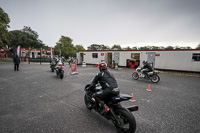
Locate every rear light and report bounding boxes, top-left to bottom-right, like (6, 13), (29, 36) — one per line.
(105, 106), (110, 113)
(58, 64), (62, 67)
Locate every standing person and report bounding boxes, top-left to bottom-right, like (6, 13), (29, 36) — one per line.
(89, 62), (120, 114)
(71, 57), (74, 63)
(69, 57), (74, 67)
(13, 55), (20, 71)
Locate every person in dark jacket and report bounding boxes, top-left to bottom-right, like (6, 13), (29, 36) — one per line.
(13, 55), (20, 71)
(89, 62), (120, 114)
(141, 60), (153, 78)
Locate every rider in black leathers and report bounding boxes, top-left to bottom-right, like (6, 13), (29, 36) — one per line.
(89, 62), (120, 114)
(141, 60), (153, 78)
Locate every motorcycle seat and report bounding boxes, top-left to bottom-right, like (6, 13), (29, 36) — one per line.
(111, 93), (132, 102)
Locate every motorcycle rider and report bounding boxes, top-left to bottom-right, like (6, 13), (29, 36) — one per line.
(54, 57), (60, 66)
(61, 57), (65, 65)
(89, 62), (120, 114)
(141, 60), (153, 78)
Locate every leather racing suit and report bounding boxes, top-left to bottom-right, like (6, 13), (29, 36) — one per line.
(90, 69), (120, 106)
(141, 63), (153, 78)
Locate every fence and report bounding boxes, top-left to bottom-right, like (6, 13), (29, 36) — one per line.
(19, 57), (51, 64)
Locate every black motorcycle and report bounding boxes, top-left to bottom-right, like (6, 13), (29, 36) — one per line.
(50, 59), (56, 72)
(84, 84), (138, 133)
(55, 60), (64, 79)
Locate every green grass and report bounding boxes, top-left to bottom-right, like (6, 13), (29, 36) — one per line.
(0, 58), (13, 62)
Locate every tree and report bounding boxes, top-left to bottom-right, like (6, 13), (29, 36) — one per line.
(9, 30), (42, 49)
(196, 43), (200, 49)
(132, 47), (137, 50)
(101, 45), (110, 50)
(54, 36), (76, 58)
(9, 27), (47, 49)
(123, 46), (132, 50)
(165, 46), (174, 50)
(151, 46), (159, 50)
(87, 44), (110, 50)
(21, 26), (45, 48)
(178, 46), (192, 49)
(22, 26), (38, 40)
(175, 46), (181, 49)
(111, 44), (122, 50)
(185, 46), (192, 49)
(42, 45), (50, 49)
(9, 30), (24, 49)
(159, 46), (165, 50)
(0, 7), (10, 48)
(87, 44), (99, 50)
(138, 46), (150, 50)
(75, 45), (85, 52)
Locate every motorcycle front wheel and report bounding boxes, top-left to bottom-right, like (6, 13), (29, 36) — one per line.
(84, 94), (93, 110)
(113, 108), (136, 133)
(151, 74), (160, 83)
(51, 67), (54, 72)
(132, 72), (139, 80)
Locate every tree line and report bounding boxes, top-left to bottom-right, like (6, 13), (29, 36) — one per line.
(87, 44), (200, 51)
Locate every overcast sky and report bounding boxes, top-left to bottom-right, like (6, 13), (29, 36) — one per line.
(1, 0), (200, 49)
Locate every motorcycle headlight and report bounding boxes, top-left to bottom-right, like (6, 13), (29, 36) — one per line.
(154, 70), (159, 73)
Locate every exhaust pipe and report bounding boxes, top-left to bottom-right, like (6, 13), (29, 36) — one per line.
(127, 105), (139, 112)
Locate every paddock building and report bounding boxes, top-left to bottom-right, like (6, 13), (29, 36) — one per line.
(20, 48), (52, 58)
(77, 49), (200, 72)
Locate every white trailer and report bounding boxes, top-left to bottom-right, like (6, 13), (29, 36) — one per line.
(77, 49), (200, 72)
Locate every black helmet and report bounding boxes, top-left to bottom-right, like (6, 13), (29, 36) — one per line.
(99, 62), (107, 71)
(142, 60), (147, 65)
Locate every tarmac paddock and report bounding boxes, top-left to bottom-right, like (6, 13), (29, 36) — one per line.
(0, 62), (200, 133)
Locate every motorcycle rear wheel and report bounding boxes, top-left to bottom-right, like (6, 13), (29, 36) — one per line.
(51, 68), (54, 72)
(151, 75), (160, 83)
(60, 71), (64, 79)
(84, 94), (93, 110)
(114, 108), (136, 133)
(132, 72), (139, 80)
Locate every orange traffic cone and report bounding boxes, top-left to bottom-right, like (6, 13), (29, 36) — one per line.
(79, 70), (81, 75)
(130, 93), (136, 102)
(146, 84), (151, 91)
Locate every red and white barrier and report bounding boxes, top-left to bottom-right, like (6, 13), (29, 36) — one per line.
(70, 59), (79, 75)
(96, 62), (99, 67)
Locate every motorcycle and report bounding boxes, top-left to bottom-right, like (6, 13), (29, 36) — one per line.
(84, 84), (138, 133)
(132, 67), (160, 83)
(50, 59), (57, 72)
(55, 59), (64, 79)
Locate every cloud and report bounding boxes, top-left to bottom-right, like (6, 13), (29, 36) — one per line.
(1, 0), (200, 48)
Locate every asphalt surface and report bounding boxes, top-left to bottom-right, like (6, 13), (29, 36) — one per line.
(0, 62), (200, 133)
